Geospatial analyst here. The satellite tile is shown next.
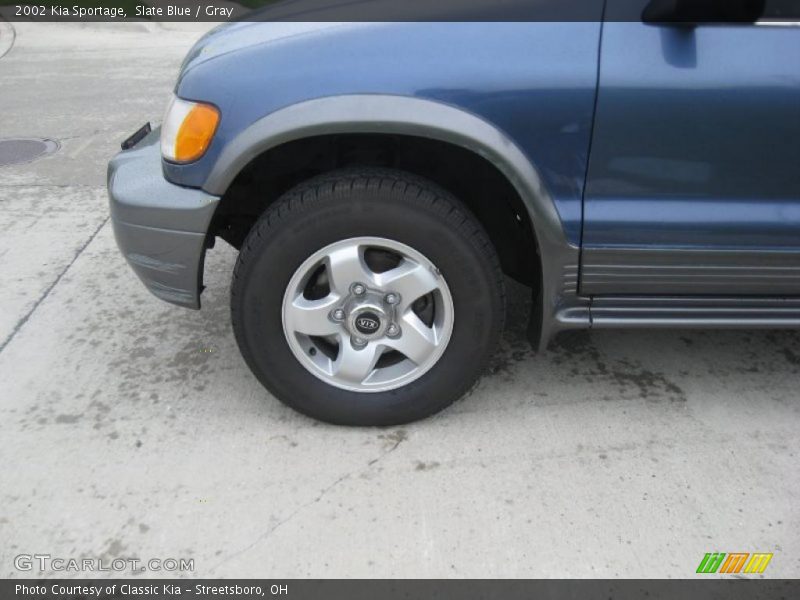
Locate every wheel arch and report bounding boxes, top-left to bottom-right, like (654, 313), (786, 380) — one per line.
(203, 95), (586, 348)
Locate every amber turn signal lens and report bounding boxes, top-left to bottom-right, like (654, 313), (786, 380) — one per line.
(174, 103), (220, 163)
(160, 95), (220, 163)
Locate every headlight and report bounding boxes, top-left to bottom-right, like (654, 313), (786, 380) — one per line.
(160, 95), (220, 163)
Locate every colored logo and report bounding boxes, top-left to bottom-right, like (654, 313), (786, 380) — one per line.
(696, 552), (773, 574)
(355, 313), (381, 334)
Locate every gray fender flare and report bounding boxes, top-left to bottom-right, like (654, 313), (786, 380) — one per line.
(203, 95), (587, 347)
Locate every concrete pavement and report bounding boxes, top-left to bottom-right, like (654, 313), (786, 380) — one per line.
(0, 22), (798, 579)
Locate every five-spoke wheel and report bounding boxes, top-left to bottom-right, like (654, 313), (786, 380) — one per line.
(282, 237), (454, 392)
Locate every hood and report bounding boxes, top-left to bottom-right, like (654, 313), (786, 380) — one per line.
(177, 22), (356, 82)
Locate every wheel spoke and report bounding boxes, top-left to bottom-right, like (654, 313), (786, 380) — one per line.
(282, 236), (455, 392)
(286, 295), (340, 337)
(375, 259), (440, 308)
(326, 244), (374, 295)
(385, 312), (438, 365)
(333, 338), (383, 385)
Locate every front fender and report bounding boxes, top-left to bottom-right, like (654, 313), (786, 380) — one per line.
(204, 95), (589, 347)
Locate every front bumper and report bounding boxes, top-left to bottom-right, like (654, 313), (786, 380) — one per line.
(107, 126), (220, 309)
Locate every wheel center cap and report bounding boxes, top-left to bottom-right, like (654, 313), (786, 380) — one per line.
(346, 303), (388, 340)
(354, 311), (381, 335)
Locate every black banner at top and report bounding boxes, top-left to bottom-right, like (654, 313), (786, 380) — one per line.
(1, 0), (798, 23)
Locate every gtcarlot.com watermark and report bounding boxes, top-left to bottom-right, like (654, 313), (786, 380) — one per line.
(14, 553), (194, 573)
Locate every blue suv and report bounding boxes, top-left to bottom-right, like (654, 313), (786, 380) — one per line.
(108, 1), (800, 425)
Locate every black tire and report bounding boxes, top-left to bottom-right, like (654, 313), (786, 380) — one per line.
(231, 168), (505, 426)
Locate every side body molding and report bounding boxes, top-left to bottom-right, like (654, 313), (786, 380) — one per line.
(202, 95), (589, 347)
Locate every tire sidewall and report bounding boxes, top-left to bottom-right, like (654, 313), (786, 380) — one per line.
(232, 175), (503, 425)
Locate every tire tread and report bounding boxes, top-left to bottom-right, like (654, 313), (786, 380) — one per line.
(231, 167), (505, 425)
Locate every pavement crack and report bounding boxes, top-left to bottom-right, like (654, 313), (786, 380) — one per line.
(0, 20), (16, 60)
(59, 127), (121, 142)
(0, 216), (109, 355)
(209, 432), (408, 573)
(368, 431), (406, 466)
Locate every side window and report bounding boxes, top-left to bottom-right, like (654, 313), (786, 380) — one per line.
(633, 0), (800, 24)
(761, 0), (800, 20)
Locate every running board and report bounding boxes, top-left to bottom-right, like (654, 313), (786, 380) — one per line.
(589, 296), (800, 328)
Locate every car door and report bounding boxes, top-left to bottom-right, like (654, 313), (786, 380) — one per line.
(581, 0), (800, 295)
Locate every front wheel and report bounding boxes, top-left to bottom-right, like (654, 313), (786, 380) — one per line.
(231, 168), (505, 426)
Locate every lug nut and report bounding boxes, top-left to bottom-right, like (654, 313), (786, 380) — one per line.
(386, 324), (400, 338)
(351, 283), (366, 296)
(352, 337), (367, 348)
(331, 308), (345, 322)
(384, 293), (400, 305)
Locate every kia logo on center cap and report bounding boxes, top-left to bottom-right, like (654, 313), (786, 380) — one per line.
(355, 313), (381, 334)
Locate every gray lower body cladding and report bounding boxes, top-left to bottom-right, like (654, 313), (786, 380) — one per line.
(107, 127), (220, 309)
(590, 296), (800, 328)
(582, 247), (800, 296)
